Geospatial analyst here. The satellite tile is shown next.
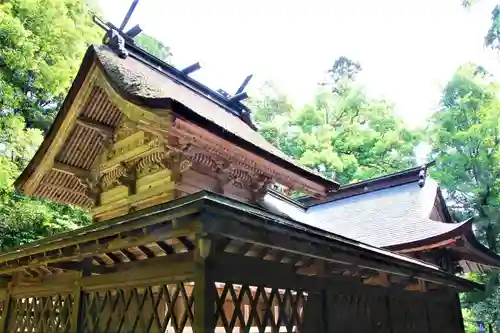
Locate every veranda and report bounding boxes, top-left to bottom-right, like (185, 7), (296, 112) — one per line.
(0, 192), (469, 333)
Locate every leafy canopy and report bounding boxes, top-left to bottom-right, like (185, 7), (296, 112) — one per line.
(0, 115), (91, 250)
(0, 0), (100, 131)
(249, 57), (421, 184)
(135, 33), (172, 63)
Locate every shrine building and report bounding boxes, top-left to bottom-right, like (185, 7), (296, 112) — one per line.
(0, 17), (490, 333)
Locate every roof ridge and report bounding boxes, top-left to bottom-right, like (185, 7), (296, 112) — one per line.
(299, 162), (436, 206)
(94, 16), (258, 130)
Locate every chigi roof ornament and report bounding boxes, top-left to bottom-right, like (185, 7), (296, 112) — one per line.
(104, 29), (128, 59)
(92, 0), (258, 130)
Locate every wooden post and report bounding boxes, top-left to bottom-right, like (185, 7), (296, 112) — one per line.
(0, 284), (12, 333)
(71, 258), (92, 333)
(303, 289), (325, 333)
(70, 282), (83, 333)
(193, 235), (216, 333)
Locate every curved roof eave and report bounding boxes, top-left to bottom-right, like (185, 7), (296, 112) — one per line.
(15, 45), (338, 194)
(463, 228), (500, 268)
(385, 218), (474, 252)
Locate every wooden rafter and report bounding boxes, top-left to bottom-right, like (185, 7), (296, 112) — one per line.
(76, 116), (114, 137)
(52, 162), (90, 180)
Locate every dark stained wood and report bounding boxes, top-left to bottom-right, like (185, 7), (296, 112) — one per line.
(120, 248), (137, 261)
(0, 291), (11, 333)
(202, 208), (474, 291)
(193, 236), (216, 333)
(81, 258), (195, 290)
(156, 240), (175, 254)
(0, 217), (201, 275)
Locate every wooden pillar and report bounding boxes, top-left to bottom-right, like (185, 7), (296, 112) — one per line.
(452, 292), (466, 333)
(0, 284), (12, 333)
(71, 258), (92, 333)
(193, 235), (216, 333)
(70, 282), (83, 333)
(302, 288), (326, 333)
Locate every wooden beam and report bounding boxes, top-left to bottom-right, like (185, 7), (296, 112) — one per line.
(52, 162), (90, 179)
(0, 286), (11, 333)
(88, 251), (193, 275)
(203, 209), (475, 290)
(121, 249), (138, 261)
(76, 116), (114, 137)
(209, 251), (330, 291)
(0, 218), (201, 275)
(156, 241), (175, 254)
(137, 245), (155, 258)
(47, 261), (113, 275)
(81, 253), (195, 289)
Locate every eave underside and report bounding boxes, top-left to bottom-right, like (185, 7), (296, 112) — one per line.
(0, 192), (481, 293)
(388, 222), (500, 272)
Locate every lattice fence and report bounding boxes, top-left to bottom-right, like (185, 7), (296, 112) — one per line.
(8, 294), (74, 333)
(214, 282), (307, 333)
(81, 281), (194, 333)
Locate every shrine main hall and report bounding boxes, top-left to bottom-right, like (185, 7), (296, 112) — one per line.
(0, 19), (497, 333)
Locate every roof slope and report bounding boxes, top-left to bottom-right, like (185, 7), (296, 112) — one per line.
(304, 180), (469, 248)
(15, 44), (337, 197)
(0, 190), (481, 291)
(93, 45), (336, 188)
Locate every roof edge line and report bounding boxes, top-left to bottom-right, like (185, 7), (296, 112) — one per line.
(14, 47), (99, 192)
(299, 162), (436, 207)
(386, 218), (474, 252)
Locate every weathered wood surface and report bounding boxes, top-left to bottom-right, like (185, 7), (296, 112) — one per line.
(0, 250), (465, 333)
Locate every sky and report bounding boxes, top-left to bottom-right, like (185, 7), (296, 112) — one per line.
(97, 0), (500, 127)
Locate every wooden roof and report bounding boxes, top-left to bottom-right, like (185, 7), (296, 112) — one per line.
(14, 44), (338, 210)
(268, 165), (500, 272)
(0, 191), (481, 292)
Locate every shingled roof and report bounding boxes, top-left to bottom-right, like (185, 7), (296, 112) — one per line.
(262, 165), (500, 271)
(304, 180), (469, 248)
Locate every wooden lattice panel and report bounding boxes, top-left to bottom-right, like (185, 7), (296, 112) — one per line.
(8, 294), (74, 333)
(81, 282), (194, 333)
(215, 282), (307, 333)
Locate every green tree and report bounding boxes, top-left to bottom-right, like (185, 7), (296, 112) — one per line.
(428, 64), (500, 326)
(485, 5), (500, 51)
(249, 59), (421, 184)
(428, 63), (500, 250)
(0, 114), (91, 250)
(134, 33), (172, 63)
(0, 0), (101, 132)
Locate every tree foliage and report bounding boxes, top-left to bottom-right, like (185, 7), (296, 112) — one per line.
(134, 34), (172, 63)
(0, 115), (91, 251)
(428, 64), (500, 251)
(485, 5), (500, 51)
(428, 64), (500, 327)
(249, 58), (421, 184)
(0, 0), (101, 132)
(0, 0), (96, 250)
